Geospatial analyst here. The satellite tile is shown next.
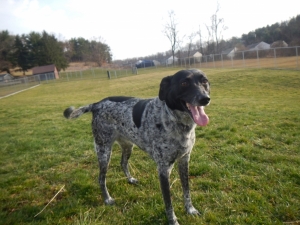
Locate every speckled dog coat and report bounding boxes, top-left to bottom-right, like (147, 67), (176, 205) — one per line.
(64, 69), (210, 225)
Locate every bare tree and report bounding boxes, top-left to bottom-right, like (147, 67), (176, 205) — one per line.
(205, 24), (213, 54)
(175, 34), (186, 61)
(197, 25), (203, 53)
(206, 2), (227, 54)
(182, 32), (196, 62)
(163, 11), (179, 65)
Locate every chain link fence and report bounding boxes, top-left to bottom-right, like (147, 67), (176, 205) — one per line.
(166, 46), (300, 70)
(0, 75), (41, 98)
(1, 46), (299, 98)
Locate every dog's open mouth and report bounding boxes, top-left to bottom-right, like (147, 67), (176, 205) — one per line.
(184, 102), (209, 126)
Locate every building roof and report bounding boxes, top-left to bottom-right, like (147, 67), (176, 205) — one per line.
(180, 50), (202, 58)
(0, 73), (13, 77)
(270, 40), (288, 48)
(222, 48), (235, 55)
(32, 64), (56, 75)
(246, 41), (270, 50)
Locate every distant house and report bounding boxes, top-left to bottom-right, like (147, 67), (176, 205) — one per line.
(0, 73), (14, 82)
(271, 40), (288, 48)
(191, 50), (202, 59)
(152, 60), (161, 66)
(246, 41), (270, 51)
(189, 50), (202, 62)
(166, 56), (178, 65)
(32, 64), (59, 81)
(135, 60), (155, 68)
(180, 50), (202, 60)
(222, 47), (238, 58)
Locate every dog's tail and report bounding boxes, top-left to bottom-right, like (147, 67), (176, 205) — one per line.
(63, 104), (93, 119)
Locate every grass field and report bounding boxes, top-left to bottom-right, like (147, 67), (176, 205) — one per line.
(0, 68), (299, 225)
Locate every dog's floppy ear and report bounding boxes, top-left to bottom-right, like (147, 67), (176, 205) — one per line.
(159, 76), (172, 101)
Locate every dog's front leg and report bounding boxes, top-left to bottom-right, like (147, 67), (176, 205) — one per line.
(158, 166), (179, 225)
(178, 155), (200, 215)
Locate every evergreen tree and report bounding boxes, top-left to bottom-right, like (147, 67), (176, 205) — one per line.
(27, 31), (43, 67)
(39, 31), (68, 71)
(12, 35), (32, 75)
(0, 30), (15, 73)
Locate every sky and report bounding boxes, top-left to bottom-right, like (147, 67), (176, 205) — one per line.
(0, 0), (299, 60)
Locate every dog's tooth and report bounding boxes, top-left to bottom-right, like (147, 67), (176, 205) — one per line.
(186, 103), (191, 110)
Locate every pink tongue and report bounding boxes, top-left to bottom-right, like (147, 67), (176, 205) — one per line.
(188, 104), (209, 126)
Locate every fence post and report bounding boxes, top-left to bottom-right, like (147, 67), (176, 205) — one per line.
(221, 54), (224, 68)
(296, 46), (299, 69)
(273, 48), (277, 69)
(36, 75), (40, 84)
(256, 50), (260, 68)
(91, 68), (95, 78)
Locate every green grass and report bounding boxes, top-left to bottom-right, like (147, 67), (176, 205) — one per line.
(0, 68), (299, 225)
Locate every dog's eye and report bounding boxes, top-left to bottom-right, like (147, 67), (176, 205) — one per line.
(202, 79), (208, 85)
(181, 81), (189, 87)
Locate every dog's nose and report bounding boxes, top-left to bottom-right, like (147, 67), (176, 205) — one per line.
(199, 97), (210, 106)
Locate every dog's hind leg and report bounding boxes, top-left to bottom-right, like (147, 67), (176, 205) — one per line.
(94, 141), (115, 205)
(117, 138), (138, 184)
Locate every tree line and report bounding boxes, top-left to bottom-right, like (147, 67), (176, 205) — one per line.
(0, 30), (112, 75)
(121, 14), (300, 65)
(167, 12), (300, 59)
(241, 15), (300, 46)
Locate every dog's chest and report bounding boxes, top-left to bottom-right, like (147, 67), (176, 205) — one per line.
(140, 101), (196, 155)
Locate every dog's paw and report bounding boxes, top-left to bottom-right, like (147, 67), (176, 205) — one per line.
(187, 206), (200, 216)
(104, 197), (115, 205)
(128, 177), (138, 184)
(169, 219), (180, 225)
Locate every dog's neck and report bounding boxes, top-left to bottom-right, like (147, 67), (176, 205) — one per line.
(163, 101), (196, 130)
(164, 102), (177, 122)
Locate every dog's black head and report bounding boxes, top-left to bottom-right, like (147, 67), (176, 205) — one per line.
(159, 69), (210, 126)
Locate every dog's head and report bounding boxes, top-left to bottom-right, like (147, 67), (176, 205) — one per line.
(159, 69), (210, 126)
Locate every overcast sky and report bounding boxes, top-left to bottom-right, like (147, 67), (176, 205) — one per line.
(0, 0), (299, 60)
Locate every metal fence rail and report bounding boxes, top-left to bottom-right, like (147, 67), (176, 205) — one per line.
(1, 46), (299, 98)
(0, 68), (138, 97)
(167, 46), (300, 70)
(0, 75), (41, 98)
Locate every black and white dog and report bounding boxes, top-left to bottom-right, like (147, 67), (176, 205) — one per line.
(64, 69), (210, 225)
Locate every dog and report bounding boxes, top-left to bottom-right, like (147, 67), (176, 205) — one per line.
(63, 69), (210, 225)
